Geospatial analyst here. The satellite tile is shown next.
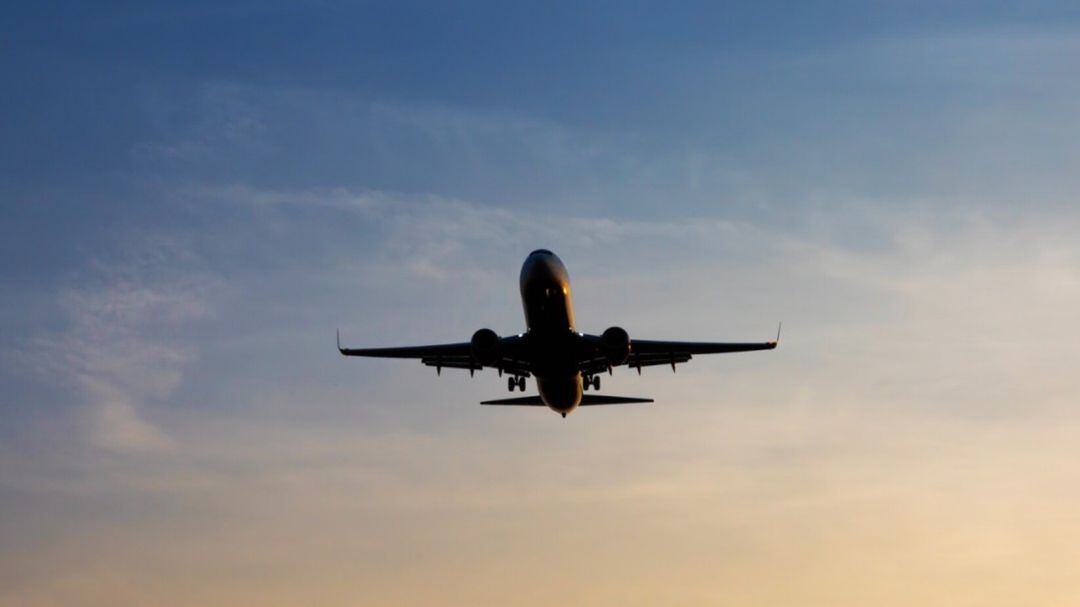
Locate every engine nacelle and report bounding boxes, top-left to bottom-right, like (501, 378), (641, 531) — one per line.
(470, 328), (501, 365)
(601, 326), (630, 365)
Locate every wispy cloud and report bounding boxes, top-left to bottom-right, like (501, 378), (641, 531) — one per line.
(27, 237), (220, 454)
(4, 182), (1080, 605)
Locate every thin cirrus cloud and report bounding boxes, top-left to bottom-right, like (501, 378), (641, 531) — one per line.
(6, 183), (1080, 605)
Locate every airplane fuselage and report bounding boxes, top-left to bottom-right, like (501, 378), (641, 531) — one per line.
(519, 249), (583, 414)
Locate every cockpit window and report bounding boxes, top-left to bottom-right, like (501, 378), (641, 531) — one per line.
(530, 249), (553, 256)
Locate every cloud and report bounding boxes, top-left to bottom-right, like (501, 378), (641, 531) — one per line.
(29, 236), (221, 455)
(83, 392), (174, 454)
(5, 181), (1080, 605)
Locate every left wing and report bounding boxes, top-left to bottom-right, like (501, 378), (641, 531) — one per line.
(337, 332), (531, 376)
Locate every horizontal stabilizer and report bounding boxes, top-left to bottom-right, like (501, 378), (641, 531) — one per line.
(480, 396), (546, 406)
(480, 395), (653, 406)
(579, 395), (653, 405)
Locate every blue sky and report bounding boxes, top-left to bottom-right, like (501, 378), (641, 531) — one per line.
(4, 2), (1080, 604)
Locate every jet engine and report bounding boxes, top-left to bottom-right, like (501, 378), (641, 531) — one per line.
(601, 326), (631, 365)
(470, 328), (501, 365)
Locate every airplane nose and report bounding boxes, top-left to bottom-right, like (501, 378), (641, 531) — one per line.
(520, 251), (569, 294)
(526, 259), (558, 281)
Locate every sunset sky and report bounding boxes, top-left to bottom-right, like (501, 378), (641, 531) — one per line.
(4, 2), (1080, 605)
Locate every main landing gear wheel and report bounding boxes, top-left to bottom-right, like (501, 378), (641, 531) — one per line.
(592, 375), (600, 390)
(507, 377), (516, 392)
(516, 376), (526, 391)
(583, 375), (601, 391)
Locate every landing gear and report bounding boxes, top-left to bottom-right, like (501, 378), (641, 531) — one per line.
(582, 375), (601, 391)
(508, 376), (526, 392)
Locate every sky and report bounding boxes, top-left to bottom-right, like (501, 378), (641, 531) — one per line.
(3, 1), (1080, 605)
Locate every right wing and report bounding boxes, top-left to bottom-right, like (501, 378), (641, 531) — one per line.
(579, 325), (780, 375)
(337, 332), (532, 376)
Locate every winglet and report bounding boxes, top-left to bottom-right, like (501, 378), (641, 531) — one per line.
(772, 322), (782, 346)
(336, 328), (343, 354)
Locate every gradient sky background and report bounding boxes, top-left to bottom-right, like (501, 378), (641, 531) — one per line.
(4, 2), (1080, 605)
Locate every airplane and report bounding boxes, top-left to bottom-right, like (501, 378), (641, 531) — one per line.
(338, 249), (779, 417)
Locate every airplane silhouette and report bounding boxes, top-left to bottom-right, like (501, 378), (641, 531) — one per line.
(339, 249), (779, 417)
